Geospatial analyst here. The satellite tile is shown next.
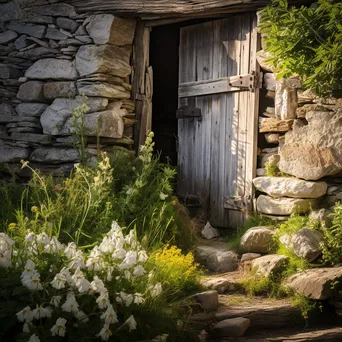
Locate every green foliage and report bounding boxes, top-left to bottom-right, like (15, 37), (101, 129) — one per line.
(276, 214), (308, 236)
(264, 161), (290, 177)
(239, 272), (287, 297)
(69, 97), (91, 165)
(321, 202), (342, 265)
(226, 213), (275, 251)
(0, 132), (195, 252)
(147, 245), (202, 302)
(291, 294), (319, 321)
(258, 0), (342, 96)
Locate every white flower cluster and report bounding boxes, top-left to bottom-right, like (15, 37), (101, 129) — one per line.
(0, 233), (14, 267)
(1, 222), (163, 341)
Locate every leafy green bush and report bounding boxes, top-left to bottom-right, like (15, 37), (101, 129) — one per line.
(258, 0), (342, 96)
(321, 202), (342, 265)
(0, 223), (198, 341)
(147, 245), (202, 302)
(1, 132), (195, 251)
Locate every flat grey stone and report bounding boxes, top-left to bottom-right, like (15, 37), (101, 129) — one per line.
(30, 147), (79, 164)
(253, 177), (328, 199)
(212, 317), (250, 337)
(56, 17), (79, 32)
(0, 30), (18, 45)
(45, 28), (68, 40)
(193, 290), (219, 312)
(17, 81), (46, 103)
(43, 81), (77, 100)
(0, 145), (31, 163)
(25, 58), (78, 80)
(7, 23), (46, 39)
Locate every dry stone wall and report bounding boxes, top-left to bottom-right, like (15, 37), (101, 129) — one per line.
(255, 56), (342, 219)
(0, 1), (136, 178)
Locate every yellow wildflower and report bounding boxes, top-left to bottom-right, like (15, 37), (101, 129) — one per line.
(8, 223), (16, 230)
(31, 206), (39, 213)
(105, 202), (111, 206)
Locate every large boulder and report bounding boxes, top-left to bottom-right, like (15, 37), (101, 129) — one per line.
(84, 14), (136, 46)
(286, 267), (342, 300)
(75, 45), (131, 78)
(40, 97), (108, 135)
(61, 108), (124, 139)
(256, 195), (317, 215)
(196, 245), (238, 273)
(253, 177), (327, 199)
(25, 59), (78, 80)
(279, 111), (342, 180)
(240, 226), (274, 253)
(251, 254), (289, 277)
(280, 228), (324, 262)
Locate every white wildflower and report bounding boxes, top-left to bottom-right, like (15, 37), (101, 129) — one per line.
(107, 266), (114, 281)
(0, 249), (12, 268)
(44, 236), (64, 254)
(36, 232), (50, 245)
(100, 304), (118, 325)
(23, 323), (30, 333)
(149, 283), (162, 298)
(134, 293), (145, 305)
(24, 231), (35, 243)
(71, 267), (91, 293)
(138, 250), (148, 263)
(124, 315), (137, 332)
(64, 242), (77, 259)
(86, 247), (105, 272)
(96, 292), (110, 309)
(99, 236), (115, 254)
(68, 250), (85, 269)
(133, 265), (146, 277)
(75, 310), (89, 323)
(28, 334), (40, 342)
(91, 276), (107, 294)
(124, 270), (131, 280)
(118, 251), (137, 270)
(50, 296), (62, 307)
(97, 323), (112, 341)
(159, 192), (168, 200)
(112, 247), (126, 259)
(51, 271), (67, 290)
(116, 292), (133, 307)
(32, 306), (52, 320)
(50, 317), (67, 337)
(16, 306), (33, 323)
(21, 271), (43, 291)
(61, 292), (79, 313)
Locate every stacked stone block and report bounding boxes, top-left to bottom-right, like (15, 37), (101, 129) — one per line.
(0, 1), (136, 177)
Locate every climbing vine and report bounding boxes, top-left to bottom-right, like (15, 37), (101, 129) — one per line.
(258, 0), (342, 96)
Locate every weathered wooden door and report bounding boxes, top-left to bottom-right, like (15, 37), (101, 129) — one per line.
(177, 14), (260, 228)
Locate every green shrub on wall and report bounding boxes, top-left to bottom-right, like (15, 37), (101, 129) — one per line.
(258, 0), (342, 96)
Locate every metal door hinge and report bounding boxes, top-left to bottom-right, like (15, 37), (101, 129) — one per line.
(228, 71), (263, 92)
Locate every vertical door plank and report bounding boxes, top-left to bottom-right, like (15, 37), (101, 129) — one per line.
(245, 14), (261, 212)
(178, 25), (197, 198)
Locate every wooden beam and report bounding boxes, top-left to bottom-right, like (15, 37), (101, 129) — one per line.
(178, 74), (253, 98)
(67, 0), (313, 16)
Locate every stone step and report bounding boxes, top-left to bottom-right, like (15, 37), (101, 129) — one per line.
(216, 295), (303, 329)
(212, 326), (342, 341)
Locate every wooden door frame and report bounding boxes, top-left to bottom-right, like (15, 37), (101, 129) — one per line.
(132, 15), (261, 215)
